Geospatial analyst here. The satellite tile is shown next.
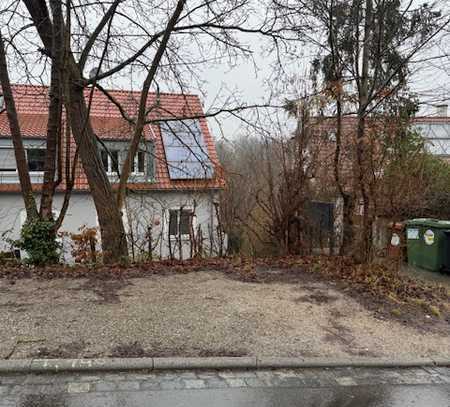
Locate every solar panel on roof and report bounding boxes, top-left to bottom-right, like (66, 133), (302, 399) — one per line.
(160, 119), (214, 180)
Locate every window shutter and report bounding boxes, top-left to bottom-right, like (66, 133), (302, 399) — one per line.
(179, 210), (192, 235)
(169, 210), (178, 236)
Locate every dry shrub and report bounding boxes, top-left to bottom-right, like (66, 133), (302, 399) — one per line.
(302, 256), (448, 313)
(70, 226), (100, 264)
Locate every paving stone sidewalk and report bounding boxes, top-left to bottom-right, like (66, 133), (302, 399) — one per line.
(0, 366), (449, 406)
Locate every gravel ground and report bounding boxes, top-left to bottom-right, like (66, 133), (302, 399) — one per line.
(0, 270), (448, 360)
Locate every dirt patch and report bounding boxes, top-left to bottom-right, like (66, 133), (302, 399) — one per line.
(110, 341), (147, 358)
(109, 341), (249, 358)
(323, 320), (355, 348)
(195, 349), (248, 357)
(323, 311), (379, 358)
(336, 282), (449, 335)
(329, 309), (346, 319)
(71, 279), (131, 304)
(349, 348), (379, 357)
(295, 292), (339, 305)
(32, 341), (86, 359)
(224, 265), (320, 285)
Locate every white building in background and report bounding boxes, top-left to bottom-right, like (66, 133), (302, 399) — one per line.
(413, 104), (450, 160)
(0, 85), (226, 261)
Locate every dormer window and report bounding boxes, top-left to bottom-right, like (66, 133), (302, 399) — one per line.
(27, 148), (46, 172)
(131, 151), (145, 174)
(101, 149), (119, 174)
(98, 141), (154, 180)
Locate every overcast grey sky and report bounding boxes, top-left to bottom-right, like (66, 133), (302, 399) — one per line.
(197, 3), (450, 140)
(202, 39), (450, 140)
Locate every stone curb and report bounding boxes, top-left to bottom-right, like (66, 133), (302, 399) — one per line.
(153, 357), (257, 370)
(0, 357), (448, 374)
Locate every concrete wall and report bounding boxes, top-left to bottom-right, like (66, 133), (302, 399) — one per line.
(0, 190), (225, 262)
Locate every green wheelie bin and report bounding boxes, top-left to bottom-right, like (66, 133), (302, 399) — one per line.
(405, 218), (450, 272)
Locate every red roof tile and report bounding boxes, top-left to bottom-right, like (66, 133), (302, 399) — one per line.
(0, 84), (224, 191)
(0, 113), (48, 138)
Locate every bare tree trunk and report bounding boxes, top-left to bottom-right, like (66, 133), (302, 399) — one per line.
(334, 94), (354, 255)
(23, 0), (128, 262)
(40, 0), (64, 220)
(326, 0), (355, 257)
(0, 34), (38, 220)
(214, 202), (224, 257)
(54, 120), (78, 231)
(67, 82), (128, 262)
(355, 0), (373, 262)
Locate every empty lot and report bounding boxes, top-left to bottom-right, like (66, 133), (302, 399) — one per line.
(0, 270), (448, 360)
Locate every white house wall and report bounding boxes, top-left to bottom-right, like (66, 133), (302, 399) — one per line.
(0, 190), (224, 262)
(124, 190), (224, 260)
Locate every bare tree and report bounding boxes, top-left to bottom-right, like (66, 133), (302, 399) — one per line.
(39, 0), (65, 220)
(0, 34), (38, 220)
(273, 0), (449, 261)
(0, 24), (75, 264)
(12, 0), (289, 263)
(218, 96), (326, 256)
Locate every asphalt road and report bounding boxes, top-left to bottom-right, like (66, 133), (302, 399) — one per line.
(2, 367), (450, 407)
(17, 385), (450, 407)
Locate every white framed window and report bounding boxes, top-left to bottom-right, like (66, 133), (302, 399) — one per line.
(0, 147), (17, 174)
(168, 208), (195, 238)
(101, 149), (119, 174)
(26, 148), (46, 173)
(131, 150), (145, 175)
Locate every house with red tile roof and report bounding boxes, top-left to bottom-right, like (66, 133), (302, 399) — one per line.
(302, 108), (450, 251)
(0, 85), (226, 260)
(308, 108), (450, 195)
